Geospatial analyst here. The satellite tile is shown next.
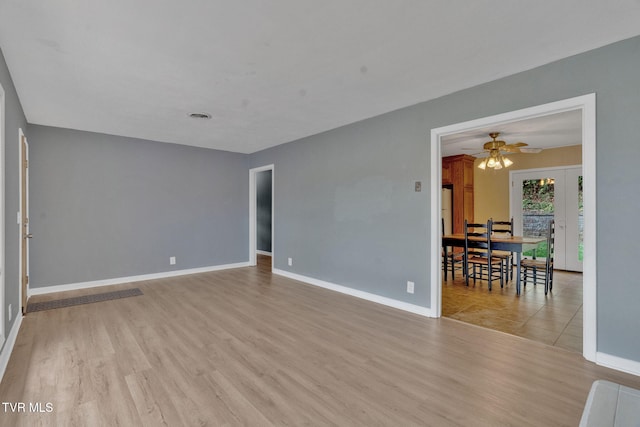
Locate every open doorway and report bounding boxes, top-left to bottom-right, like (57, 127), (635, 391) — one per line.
(430, 94), (596, 362)
(249, 165), (274, 271)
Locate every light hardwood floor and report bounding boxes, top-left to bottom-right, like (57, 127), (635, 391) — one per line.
(1, 258), (639, 426)
(443, 268), (583, 353)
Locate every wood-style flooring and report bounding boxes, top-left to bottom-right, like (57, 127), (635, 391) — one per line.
(1, 256), (638, 426)
(443, 268), (583, 353)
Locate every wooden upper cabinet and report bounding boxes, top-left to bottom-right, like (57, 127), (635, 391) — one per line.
(442, 155), (475, 234)
(442, 160), (452, 185)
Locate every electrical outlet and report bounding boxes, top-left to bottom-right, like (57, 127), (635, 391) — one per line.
(407, 281), (415, 294)
(169, 256), (176, 265)
(288, 257), (293, 266)
(8, 304), (12, 321)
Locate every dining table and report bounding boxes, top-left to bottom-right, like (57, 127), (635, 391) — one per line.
(442, 233), (546, 295)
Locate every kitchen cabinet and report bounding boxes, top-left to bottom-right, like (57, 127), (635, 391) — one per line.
(442, 155), (475, 234)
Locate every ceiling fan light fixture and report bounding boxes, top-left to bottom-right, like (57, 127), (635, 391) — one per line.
(474, 132), (532, 171)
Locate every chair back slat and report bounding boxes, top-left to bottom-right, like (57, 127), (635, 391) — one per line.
(490, 218), (514, 282)
(491, 218), (513, 236)
(464, 220), (492, 254)
(464, 219), (503, 290)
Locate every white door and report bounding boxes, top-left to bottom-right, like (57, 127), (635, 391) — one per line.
(511, 166), (583, 272)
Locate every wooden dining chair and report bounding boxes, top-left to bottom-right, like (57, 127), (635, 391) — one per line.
(521, 220), (555, 294)
(491, 218), (514, 282)
(442, 218), (464, 280)
(464, 219), (504, 290)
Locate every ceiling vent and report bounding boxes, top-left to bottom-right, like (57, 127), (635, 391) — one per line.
(188, 112), (212, 119)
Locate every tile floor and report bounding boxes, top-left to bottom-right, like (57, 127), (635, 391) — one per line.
(442, 268), (583, 353)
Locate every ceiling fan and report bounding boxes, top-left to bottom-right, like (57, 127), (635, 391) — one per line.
(474, 132), (542, 170)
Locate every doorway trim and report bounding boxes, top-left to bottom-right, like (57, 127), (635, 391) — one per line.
(430, 93), (596, 362)
(19, 129), (30, 315)
(0, 83), (5, 343)
(249, 164), (274, 267)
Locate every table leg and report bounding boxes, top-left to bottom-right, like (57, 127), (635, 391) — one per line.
(443, 245), (448, 281)
(516, 252), (521, 295)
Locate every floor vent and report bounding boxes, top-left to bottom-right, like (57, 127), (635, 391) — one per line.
(27, 288), (143, 313)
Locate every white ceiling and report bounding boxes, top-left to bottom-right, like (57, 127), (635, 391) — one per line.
(441, 110), (583, 157)
(1, 1), (640, 154)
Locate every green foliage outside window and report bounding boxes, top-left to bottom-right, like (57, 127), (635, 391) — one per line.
(522, 179), (554, 213)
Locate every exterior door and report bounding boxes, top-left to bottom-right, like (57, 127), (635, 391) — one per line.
(511, 166), (583, 272)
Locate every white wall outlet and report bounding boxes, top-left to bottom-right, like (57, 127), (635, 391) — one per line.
(288, 257), (293, 266)
(169, 256), (176, 265)
(8, 304), (12, 321)
(407, 281), (415, 294)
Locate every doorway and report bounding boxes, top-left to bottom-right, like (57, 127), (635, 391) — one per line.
(430, 94), (596, 362)
(249, 165), (274, 270)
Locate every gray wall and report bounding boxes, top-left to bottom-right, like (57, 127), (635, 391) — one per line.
(256, 170), (272, 253)
(250, 109), (428, 301)
(0, 48), (27, 346)
(251, 35), (640, 361)
(27, 125), (249, 287)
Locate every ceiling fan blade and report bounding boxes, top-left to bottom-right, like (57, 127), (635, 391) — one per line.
(499, 141), (528, 153)
(503, 142), (528, 148)
(501, 146), (523, 153)
(518, 147), (543, 154)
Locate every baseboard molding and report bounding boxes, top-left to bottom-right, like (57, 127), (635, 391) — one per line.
(597, 352), (640, 377)
(273, 269), (435, 318)
(256, 250), (272, 256)
(29, 261), (251, 296)
(0, 314), (23, 384)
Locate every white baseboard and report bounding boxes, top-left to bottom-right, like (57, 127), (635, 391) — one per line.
(273, 269), (436, 318)
(29, 262), (251, 296)
(256, 250), (272, 256)
(0, 314), (23, 384)
(597, 352), (640, 377)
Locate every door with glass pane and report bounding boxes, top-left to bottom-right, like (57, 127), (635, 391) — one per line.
(511, 166), (583, 272)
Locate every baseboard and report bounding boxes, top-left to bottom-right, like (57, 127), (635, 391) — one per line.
(256, 250), (272, 256)
(273, 269), (435, 318)
(597, 352), (640, 377)
(29, 261), (251, 296)
(0, 314), (23, 384)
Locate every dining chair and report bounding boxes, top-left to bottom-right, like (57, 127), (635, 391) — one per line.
(521, 220), (555, 294)
(491, 218), (514, 282)
(464, 219), (504, 290)
(442, 218), (464, 280)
